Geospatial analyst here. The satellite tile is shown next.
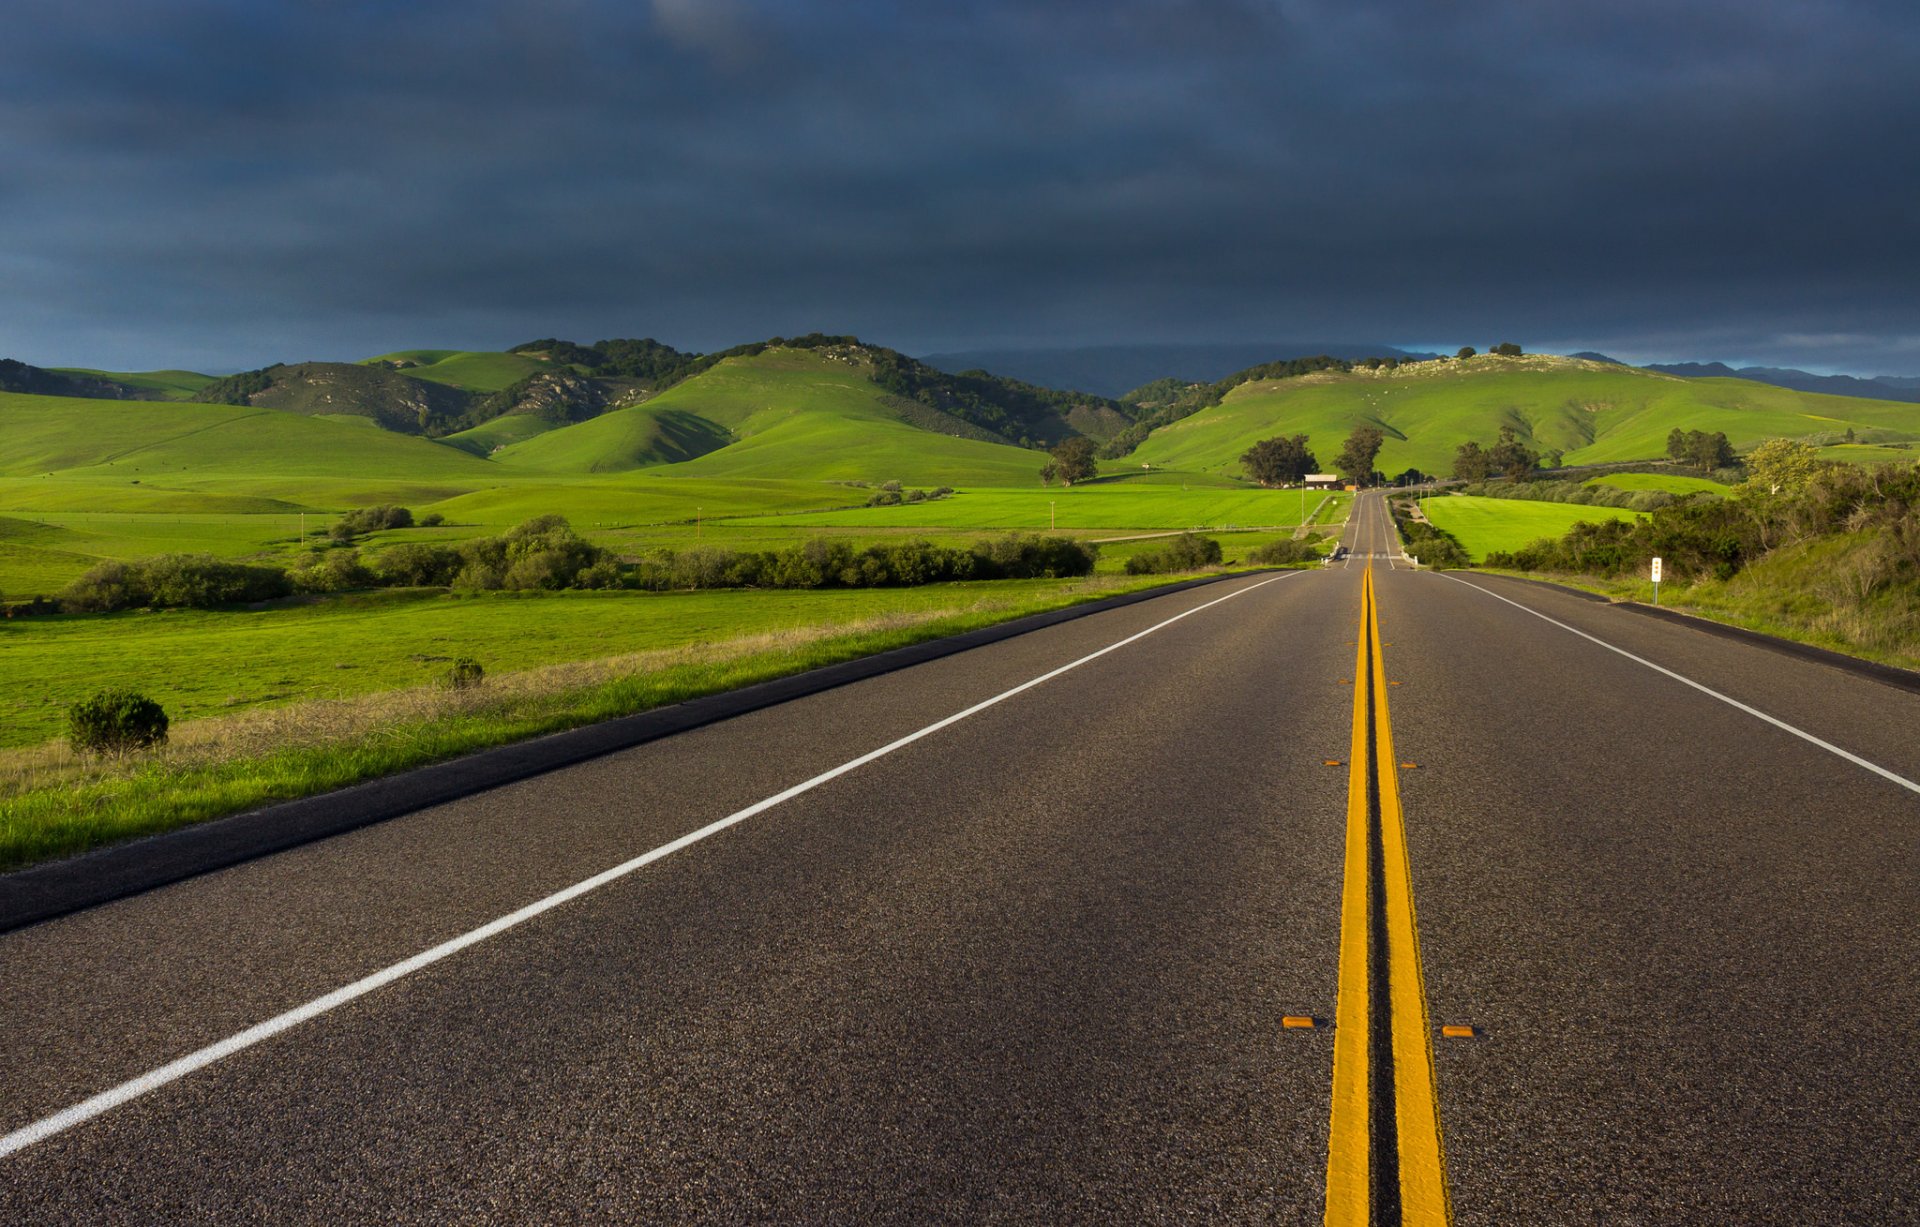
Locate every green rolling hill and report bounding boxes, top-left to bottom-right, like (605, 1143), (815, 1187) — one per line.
(47, 368), (216, 400)
(497, 348), (1047, 484)
(0, 391), (495, 481)
(1126, 354), (1920, 478)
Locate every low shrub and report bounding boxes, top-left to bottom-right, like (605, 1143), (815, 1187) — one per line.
(445, 658), (485, 690)
(1125, 533), (1223, 575)
(68, 689), (169, 755)
(289, 548), (373, 593)
(1246, 537), (1323, 565)
(330, 504), (414, 541)
(63, 554), (292, 612)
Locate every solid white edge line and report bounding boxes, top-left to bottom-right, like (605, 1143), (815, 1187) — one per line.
(1441, 573), (1920, 797)
(0, 570), (1300, 1160)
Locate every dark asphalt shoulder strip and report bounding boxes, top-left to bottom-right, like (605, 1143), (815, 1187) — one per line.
(1615, 601), (1920, 696)
(0, 571), (1279, 935)
(1463, 571), (1920, 696)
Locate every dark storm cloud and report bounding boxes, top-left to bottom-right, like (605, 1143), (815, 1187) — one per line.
(1, 0), (1916, 372)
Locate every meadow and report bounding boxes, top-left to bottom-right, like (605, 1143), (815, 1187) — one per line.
(1584, 472), (1731, 496)
(7, 577), (1239, 749)
(1420, 495), (1643, 561)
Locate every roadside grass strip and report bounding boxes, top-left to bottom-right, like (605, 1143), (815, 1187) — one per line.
(0, 572), (1297, 1159)
(1325, 564), (1452, 1225)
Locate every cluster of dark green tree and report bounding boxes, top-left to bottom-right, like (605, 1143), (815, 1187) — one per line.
(1665, 428), (1736, 475)
(629, 534), (1098, 590)
(59, 519), (1102, 609)
(1453, 426), (1541, 482)
(1237, 424), (1395, 486)
(190, 367), (278, 406)
(1451, 343), (1524, 359)
(1452, 479), (1676, 512)
(1486, 456), (1920, 588)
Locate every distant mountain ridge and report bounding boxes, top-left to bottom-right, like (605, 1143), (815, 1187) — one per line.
(919, 342), (1438, 399)
(1647, 362), (1920, 404)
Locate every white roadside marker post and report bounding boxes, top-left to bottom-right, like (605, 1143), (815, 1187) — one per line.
(1651, 555), (1663, 606)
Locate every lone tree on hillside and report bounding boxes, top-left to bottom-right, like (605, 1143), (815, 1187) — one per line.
(1456, 346), (1477, 359)
(1493, 342), (1523, 356)
(1334, 425), (1385, 485)
(1241, 434), (1318, 487)
(1453, 439), (1491, 481)
(1048, 436), (1099, 486)
(1487, 425), (1539, 480)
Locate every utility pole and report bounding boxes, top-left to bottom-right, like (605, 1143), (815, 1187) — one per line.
(1050, 501), (1056, 530)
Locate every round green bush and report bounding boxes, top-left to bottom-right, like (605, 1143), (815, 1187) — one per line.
(68, 689), (169, 756)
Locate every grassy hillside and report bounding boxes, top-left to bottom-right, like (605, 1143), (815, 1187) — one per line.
(367, 350), (552, 392)
(0, 390), (494, 481)
(499, 348), (1047, 484)
(495, 406), (732, 472)
(50, 369), (216, 399)
(438, 413), (559, 456)
(1128, 355), (1920, 478)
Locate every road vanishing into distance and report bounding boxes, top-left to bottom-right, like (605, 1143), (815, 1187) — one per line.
(4, 494), (1918, 1223)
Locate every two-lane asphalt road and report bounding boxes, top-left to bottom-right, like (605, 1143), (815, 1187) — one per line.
(3, 494), (1916, 1222)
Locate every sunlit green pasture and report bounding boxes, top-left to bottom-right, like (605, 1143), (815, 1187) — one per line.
(1584, 472), (1731, 496)
(1420, 495), (1644, 561)
(1, 579), (1149, 749)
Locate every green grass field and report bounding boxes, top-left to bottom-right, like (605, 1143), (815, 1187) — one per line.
(1420, 494), (1643, 561)
(1129, 355), (1920, 480)
(1584, 472), (1731, 495)
(1815, 443), (1919, 465)
(4, 580), (1173, 749)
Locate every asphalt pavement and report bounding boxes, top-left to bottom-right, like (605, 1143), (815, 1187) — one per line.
(2, 494), (1916, 1222)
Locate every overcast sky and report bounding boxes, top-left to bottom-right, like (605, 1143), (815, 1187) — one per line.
(3, 0), (1917, 374)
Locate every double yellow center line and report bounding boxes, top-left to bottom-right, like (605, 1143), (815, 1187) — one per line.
(1325, 565), (1452, 1225)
